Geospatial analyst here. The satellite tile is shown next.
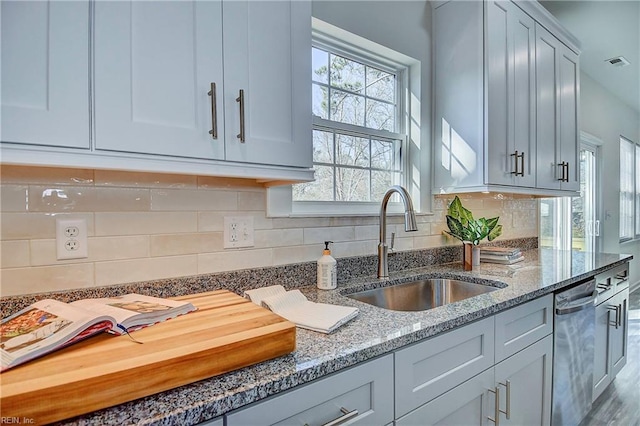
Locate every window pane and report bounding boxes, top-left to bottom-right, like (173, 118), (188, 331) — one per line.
(335, 167), (369, 201)
(293, 165), (334, 201)
(366, 67), (395, 103)
(366, 99), (395, 132)
(330, 54), (365, 93)
(371, 170), (397, 200)
(330, 89), (365, 126)
(371, 139), (394, 170)
(620, 138), (634, 240)
(312, 130), (333, 163)
(312, 47), (328, 83)
(312, 84), (328, 119)
(336, 134), (369, 167)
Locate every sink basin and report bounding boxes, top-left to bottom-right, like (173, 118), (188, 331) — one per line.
(346, 279), (500, 311)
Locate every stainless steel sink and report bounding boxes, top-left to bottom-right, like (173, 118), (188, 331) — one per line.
(345, 279), (500, 311)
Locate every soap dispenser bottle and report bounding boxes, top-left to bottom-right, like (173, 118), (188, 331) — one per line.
(317, 241), (337, 290)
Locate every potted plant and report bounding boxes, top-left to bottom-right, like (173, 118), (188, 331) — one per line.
(444, 196), (502, 270)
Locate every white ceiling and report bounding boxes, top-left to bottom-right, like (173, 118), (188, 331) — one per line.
(539, 0), (640, 113)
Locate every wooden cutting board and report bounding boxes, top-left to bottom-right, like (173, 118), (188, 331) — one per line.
(0, 290), (296, 425)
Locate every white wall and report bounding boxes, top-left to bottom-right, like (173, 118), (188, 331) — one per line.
(580, 72), (640, 287)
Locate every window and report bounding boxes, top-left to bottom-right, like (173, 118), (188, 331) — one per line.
(293, 43), (407, 206)
(620, 137), (635, 241)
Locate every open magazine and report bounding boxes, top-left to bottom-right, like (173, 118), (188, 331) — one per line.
(1, 294), (196, 371)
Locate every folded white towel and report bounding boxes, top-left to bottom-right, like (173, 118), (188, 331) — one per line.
(245, 286), (358, 334)
(243, 285), (287, 306)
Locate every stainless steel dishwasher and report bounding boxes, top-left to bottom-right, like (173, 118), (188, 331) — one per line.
(552, 278), (597, 426)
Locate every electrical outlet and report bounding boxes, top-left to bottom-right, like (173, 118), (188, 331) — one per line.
(56, 218), (88, 260)
(223, 216), (254, 249)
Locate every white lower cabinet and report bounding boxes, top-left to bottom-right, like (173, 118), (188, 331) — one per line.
(221, 296), (553, 426)
(225, 354), (394, 426)
(396, 298), (553, 426)
(593, 287), (629, 401)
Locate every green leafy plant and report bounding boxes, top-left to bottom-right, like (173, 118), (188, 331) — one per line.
(445, 196), (502, 245)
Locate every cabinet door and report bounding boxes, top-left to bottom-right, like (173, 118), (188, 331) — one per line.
(593, 297), (613, 401)
(222, 0), (312, 167)
(396, 368), (494, 426)
(535, 24), (579, 191)
(495, 334), (553, 426)
(1, 0), (89, 149)
(557, 43), (579, 191)
(609, 289), (629, 378)
(94, 0), (224, 160)
(486, 1), (535, 188)
(226, 355), (394, 426)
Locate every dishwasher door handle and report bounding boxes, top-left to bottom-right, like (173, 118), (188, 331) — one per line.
(555, 290), (598, 315)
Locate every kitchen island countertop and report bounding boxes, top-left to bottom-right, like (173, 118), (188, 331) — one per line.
(56, 248), (632, 425)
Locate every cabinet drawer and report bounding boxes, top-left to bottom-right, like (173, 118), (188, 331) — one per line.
(394, 316), (495, 418)
(226, 354), (393, 426)
(595, 263), (629, 304)
(495, 294), (553, 362)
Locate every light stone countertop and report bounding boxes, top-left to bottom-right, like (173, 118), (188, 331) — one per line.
(56, 248), (632, 426)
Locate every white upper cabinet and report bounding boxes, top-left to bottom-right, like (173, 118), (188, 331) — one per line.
(94, 1), (225, 160)
(433, 0), (580, 196)
(1, 0), (90, 149)
(486, 0), (536, 188)
(535, 24), (580, 191)
(1, 0), (313, 182)
(222, 1), (311, 167)
(93, 0), (311, 169)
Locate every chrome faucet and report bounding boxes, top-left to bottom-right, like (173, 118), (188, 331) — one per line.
(378, 185), (418, 278)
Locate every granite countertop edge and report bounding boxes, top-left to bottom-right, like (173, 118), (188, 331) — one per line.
(47, 249), (632, 425)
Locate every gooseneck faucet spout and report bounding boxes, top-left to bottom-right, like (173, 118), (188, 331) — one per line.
(378, 185), (418, 278)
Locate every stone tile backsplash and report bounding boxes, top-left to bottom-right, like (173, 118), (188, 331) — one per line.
(0, 165), (539, 296)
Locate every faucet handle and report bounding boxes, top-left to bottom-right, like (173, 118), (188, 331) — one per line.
(390, 232), (395, 252)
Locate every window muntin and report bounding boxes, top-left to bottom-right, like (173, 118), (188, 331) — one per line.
(295, 44), (406, 204)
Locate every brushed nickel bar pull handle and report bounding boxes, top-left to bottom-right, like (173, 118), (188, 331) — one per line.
(565, 162), (570, 182)
(617, 303), (622, 327)
(519, 152), (525, 177)
(488, 386), (500, 426)
(557, 162), (565, 181)
(499, 381), (511, 419)
(322, 407), (359, 426)
(608, 305), (619, 329)
(236, 89), (245, 143)
(208, 82), (218, 139)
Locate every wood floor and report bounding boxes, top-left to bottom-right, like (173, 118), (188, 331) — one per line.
(580, 286), (640, 426)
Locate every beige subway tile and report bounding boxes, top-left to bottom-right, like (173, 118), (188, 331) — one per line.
(272, 245), (319, 265)
(198, 232), (224, 253)
(413, 234), (459, 249)
(198, 211), (273, 231)
(94, 170), (197, 189)
(332, 240), (376, 258)
(29, 236), (150, 266)
(150, 188), (237, 211)
(28, 186), (150, 212)
(198, 249), (273, 274)
(1, 240), (30, 268)
(95, 212), (197, 236)
(255, 228), (303, 248)
(303, 226), (355, 245)
(0, 212), (94, 240)
(0, 165), (94, 185)
(1, 185), (28, 212)
(95, 255), (198, 287)
(198, 176), (264, 190)
(150, 233), (204, 257)
(0, 263), (95, 296)
(355, 225), (378, 241)
(237, 191), (266, 211)
(512, 210), (538, 229)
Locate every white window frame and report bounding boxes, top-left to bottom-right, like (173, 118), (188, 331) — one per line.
(267, 18), (423, 217)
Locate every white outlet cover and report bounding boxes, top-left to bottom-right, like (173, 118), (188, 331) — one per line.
(223, 216), (254, 249)
(56, 218), (88, 260)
